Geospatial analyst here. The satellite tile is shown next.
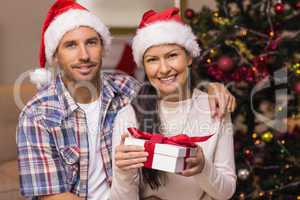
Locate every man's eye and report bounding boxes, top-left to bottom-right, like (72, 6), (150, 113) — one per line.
(65, 42), (76, 48)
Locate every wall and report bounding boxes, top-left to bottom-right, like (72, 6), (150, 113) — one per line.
(0, 0), (52, 84)
(0, 0), (214, 85)
(77, 0), (175, 27)
(186, 0), (216, 11)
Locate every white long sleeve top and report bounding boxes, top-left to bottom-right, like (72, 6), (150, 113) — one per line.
(111, 89), (236, 200)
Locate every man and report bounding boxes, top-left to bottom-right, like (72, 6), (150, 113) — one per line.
(17, 1), (236, 200)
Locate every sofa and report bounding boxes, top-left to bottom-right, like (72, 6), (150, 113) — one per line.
(0, 83), (36, 200)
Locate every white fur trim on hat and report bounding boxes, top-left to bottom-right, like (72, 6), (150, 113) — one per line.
(132, 21), (201, 67)
(45, 9), (112, 65)
(30, 68), (52, 89)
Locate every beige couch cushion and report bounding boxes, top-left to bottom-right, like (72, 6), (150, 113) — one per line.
(0, 160), (24, 200)
(0, 83), (36, 163)
(0, 83), (36, 200)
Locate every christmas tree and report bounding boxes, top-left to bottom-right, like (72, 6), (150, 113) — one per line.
(185, 0), (300, 199)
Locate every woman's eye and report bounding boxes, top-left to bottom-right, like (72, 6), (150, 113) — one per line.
(146, 58), (157, 63)
(87, 40), (98, 46)
(168, 53), (178, 58)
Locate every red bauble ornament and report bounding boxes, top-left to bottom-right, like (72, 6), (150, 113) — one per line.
(185, 8), (195, 19)
(258, 55), (268, 63)
(240, 66), (248, 74)
(232, 70), (242, 82)
(245, 67), (255, 82)
(274, 3), (285, 14)
(217, 56), (234, 72)
(207, 65), (225, 81)
(293, 82), (300, 94)
(243, 148), (254, 160)
(295, 1), (300, 9)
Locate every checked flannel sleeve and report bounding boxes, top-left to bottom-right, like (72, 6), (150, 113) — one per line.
(16, 112), (69, 198)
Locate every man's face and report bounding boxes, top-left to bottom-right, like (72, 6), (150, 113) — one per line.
(54, 26), (103, 85)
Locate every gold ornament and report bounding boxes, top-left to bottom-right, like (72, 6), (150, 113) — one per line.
(259, 192), (265, 197)
(212, 16), (219, 24)
(290, 63), (300, 75)
(211, 12), (231, 26)
(209, 48), (218, 57)
(261, 131), (273, 143)
(213, 11), (219, 17)
(201, 33), (207, 38)
(268, 191), (273, 196)
(240, 28), (248, 36)
(226, 39), (254, 60)
(284, 164), (290, 169)
(239, 193), (245, 199)
(269, 31), (275, 38)
(254, 139), (261, 145)
(223, 18), (230, 25)
(238, 169), (250, 180)
(277, 106), (283, 112)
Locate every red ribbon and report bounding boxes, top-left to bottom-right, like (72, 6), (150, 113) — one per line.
(127, 127), (213, 169)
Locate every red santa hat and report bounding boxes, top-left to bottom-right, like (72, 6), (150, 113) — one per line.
(132, 7), (200, 67)
(30, 0), (111, 88)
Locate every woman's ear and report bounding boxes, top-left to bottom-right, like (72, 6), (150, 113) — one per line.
(187, 54), (193, 66)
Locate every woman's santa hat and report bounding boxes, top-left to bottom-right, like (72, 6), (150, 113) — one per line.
(132, 7), (200, 67)
(30, 0), (111, 88)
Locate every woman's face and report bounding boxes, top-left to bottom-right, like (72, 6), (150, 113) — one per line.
(143, 44), (192, 100)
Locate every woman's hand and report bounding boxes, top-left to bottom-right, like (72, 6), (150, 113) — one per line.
(207, 82), (236, 119)
(180, 146), (205, 177)
(115, 133), (148, 170)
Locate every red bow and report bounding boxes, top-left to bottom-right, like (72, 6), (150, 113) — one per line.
(128, 127), (213, 148)
(127, 127), (213, 169)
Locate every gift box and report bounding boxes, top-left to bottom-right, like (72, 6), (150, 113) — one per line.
(125, 127), (213, 173)
(125, 137), (197, 173)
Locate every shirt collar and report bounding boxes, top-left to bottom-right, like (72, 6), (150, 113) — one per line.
(54, 72), (136, 117)
(55, 74), (80, 116)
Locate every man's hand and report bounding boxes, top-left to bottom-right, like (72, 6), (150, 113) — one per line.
(284, 117), (300, 133)
(207, 82), (236, 119)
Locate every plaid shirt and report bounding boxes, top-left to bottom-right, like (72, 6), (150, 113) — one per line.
(17, 72), (140, 199)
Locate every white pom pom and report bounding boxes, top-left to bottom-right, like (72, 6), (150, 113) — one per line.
(30, 68), (52, 89)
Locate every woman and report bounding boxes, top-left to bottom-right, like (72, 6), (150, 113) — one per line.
(111, 7), (236, 200)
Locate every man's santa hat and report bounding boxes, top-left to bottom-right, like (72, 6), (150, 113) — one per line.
(132, 7), (200, 67)
(30, 0), (111, 88)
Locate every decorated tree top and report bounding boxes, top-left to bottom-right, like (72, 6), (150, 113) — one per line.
(185, 1), (300, 199)
(186, 0), (300, 86)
